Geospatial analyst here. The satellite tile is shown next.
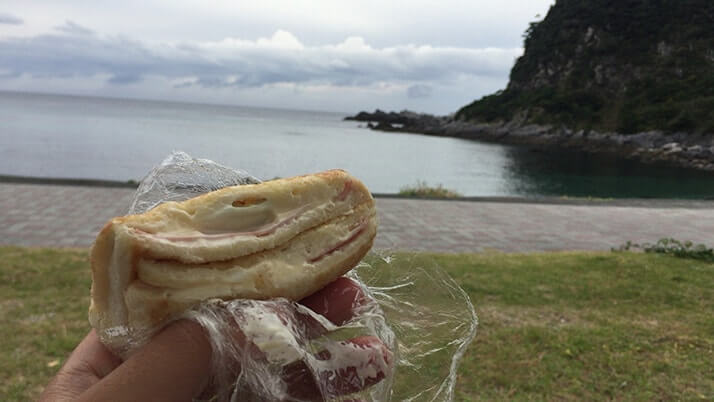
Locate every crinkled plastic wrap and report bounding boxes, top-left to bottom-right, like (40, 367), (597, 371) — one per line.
(122, 152), (477, 401)
(129, 151), (261, 215)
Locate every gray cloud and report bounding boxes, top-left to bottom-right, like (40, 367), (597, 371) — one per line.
(55, 20), (94, 35)
(0, 13), (23, 25)
(0, 70), (21, 78)
(0, 27), (521, 91)
(407, 84), (433, 98)
(107, 73), (142, 85)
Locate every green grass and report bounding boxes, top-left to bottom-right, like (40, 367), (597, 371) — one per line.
(1, 247), (713, 400)
(424, 252), (713, 400)
(0, 247), (93, 400)
(398, 180), (462, 199)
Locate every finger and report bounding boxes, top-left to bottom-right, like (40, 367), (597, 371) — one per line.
(75, 320), (212, 402)
(300, 277), (366, 326)
(283, 335), (392, 400)
(73, 278), (370, 401)
(39, 330), (122, 402)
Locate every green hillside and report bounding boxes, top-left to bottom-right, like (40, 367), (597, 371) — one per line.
(457, 0), (714, 135)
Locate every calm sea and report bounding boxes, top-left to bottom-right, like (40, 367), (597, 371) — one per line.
(1, 91), (713, 198)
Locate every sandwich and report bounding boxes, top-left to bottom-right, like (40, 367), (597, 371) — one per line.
(88, 169), (377, 354)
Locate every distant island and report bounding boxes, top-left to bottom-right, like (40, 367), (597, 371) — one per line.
(346, 0), (714, 172)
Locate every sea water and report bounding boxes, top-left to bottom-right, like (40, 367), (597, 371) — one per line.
(1, 91), (713, 198)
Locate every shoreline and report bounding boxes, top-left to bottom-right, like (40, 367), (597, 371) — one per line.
(0, 174), (139, 188)
(345, 111), (714, 173)
(2, 174), (713, 207)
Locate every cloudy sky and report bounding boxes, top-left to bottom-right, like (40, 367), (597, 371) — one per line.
(0, 1), (553, 114)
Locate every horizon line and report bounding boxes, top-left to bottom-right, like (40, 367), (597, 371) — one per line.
(0, 88), (360, 116)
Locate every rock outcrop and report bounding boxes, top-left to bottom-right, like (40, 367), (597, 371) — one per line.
(457, 0), (714, 136)
(344, 110), (714, 171)
(346, 0), (714, 172)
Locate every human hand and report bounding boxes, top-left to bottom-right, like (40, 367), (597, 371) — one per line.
(40, 277), (391, 401)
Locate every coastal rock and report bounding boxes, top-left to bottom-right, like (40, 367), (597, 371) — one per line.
(344, 109), (447, 133)
(686, 145), (703, 155)
(374, 121), (398, 131)
(345, 109), (714, 173)
(622, 131), (664, 149)
(662, 142), (683, 154)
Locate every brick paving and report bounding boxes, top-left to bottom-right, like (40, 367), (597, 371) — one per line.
(1, 182), (713, 252)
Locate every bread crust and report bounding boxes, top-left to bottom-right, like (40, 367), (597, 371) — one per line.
(89, 169), (376, 355)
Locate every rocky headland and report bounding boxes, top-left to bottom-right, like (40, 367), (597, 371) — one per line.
(345, 110), (714, 171)
(347, 0), (714, 172)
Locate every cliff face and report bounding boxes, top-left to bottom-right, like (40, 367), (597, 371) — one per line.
(457, 0), (714, 135)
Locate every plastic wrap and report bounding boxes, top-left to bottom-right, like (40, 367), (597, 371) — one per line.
(123, 152), (477, 401)
(128, 151), (260, 215)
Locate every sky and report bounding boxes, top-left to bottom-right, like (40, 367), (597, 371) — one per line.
(0, 1), (554, 114)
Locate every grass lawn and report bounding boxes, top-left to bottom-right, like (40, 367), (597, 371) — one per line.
(1, 246), (712, 400)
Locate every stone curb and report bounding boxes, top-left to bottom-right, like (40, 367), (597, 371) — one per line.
(0, 174), (139, 188)
(2, 174), (713, 209)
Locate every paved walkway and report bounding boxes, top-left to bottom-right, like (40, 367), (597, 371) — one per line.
(2, 182), (713, 252)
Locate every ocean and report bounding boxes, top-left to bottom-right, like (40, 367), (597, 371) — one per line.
(2, 91), (713, 198)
